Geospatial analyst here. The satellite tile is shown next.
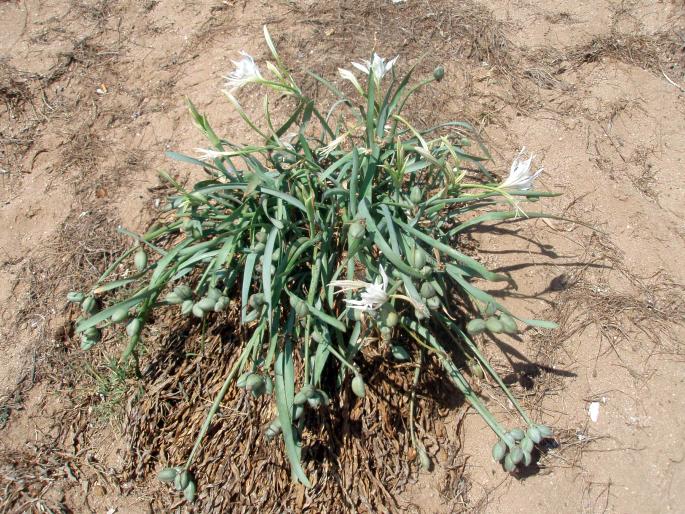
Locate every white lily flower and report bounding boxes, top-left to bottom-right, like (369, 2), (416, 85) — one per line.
(224, 51), (263, 90)
(351, 53), (398, 80)
(338, 67), (364, 95)
(330, 265), (389, 312)
(500, 148), (543, 191)
(317, 133), (348, 157)
(195, 148), (230, 161)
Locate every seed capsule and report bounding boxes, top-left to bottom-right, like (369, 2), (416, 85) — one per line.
(253, 242), (266, 253)
(178, 470), (191, 490)
(80, 335), (98, 351)
(466, 318), (486, 335)
(420, 282), (437, 299)
(485, 317), (504, 333)
(499, 313), (518, 334)
(349, 222), (365, 240)
(418, 447), (432, 471)
(384, 310), (399, 328)
(196, 297), (216, 312)
(492, 440), (507, 462)
(82, 296), (97, 314)
(351, 374), (366, 398)
(183, 479), (196, 502)
(236, 371), (253, 388)
(294, 385), (315, 405)
(521, 436), (534, 454)
(245, 373), (264, 393)
(126, 318), (142, 338)
(410, 186), (423, 204)
(84, 326), (100, 340)
(527, 426), (542, 444)
(192, 303), (206, 318)
(468, 360), (484, 379)
(265, 418), (282, 440)
(181, 299), (193, 316)
(433, 66), (445, 81)
(295, 300), (309, 318)
(522, 451), (532, 467)
(503, 453), (516, 472)
(410, 246), (427, 269)
(509, 428), (525, 441)
(174, 285), (193, 300)
(426, 296), (441, 310)
(157, 467), (177, 483)
(391, 344), (410, 361)
(255, 228), (268, 243)
(207, 287), (222, 300)
(165, 292), (183, 304)
(293, 404), (305, 420)
(110, 306), (129, 323)
(537, 424), (554, 438)
(249, 293), (265, 308)
(510, 446), (524, 465)
(67, 292), (85, 304)
(134, 248), (148, 271)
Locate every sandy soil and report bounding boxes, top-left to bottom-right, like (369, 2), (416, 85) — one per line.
(1, 0), (684, 512)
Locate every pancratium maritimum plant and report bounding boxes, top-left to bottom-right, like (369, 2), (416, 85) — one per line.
(69, 27), (566, 501)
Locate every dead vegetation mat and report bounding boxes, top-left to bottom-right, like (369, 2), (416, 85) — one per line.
(124, 312), (467, 513)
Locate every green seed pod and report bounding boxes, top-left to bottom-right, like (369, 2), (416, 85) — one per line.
(420, 282), (437, 299)
(295, 300), (309, 318)
(110, 306), (129, 323)
(67, 291), (85, 304)
(307, 394), (322, 409)
(509, 428), (525, 441)
(165, 292), (183, 305)
(310, 331), (323, 343)
(183, 479), (196, 502)
(459, 137), (471, 147)
(134, 248), (148, 271)
(418, 447), (432, 471)
(84, 326), (100, 340)
(255, 228), (268, 243)
(410, 185), (423, 204)
(126, 318), (142, 338)
(173, 472), (183, 491)
(174, 285), (193, 300)
(466, 318), (486, 335)
(414, 307), (428, 321)
(207, 287), (222, 301)
(236, 371), (253, 388)
(391, 344), (411, 361)
(294, 385), (316, 405)
(318, 389), (331, 407)
(213, 296), (229, 312)
(380, 326), (392, 341)
(349, 221), (365, 240)
(82, 296), (96, 314)
(501, 434), (515, 448)
(521, 436), (534, 454)
(426, 296), (441, 310)
(503, 453), (516, 472)
(245, 373), (264, 393)
(420, 265), (433, 277)
(384, 310), (399, 328)
(433, 66), (445, 81)
(492, 440), (507, 462)
(537, 424), (553, 438)
(157, 467), (177, 483)
(264, 376), (273, 395)
(527, 426), (542, 444)
(178, 470), (191, 490)
(249, 293), (265, 308)
(265, 418), (282, 440)
(485, 302), (497, 316)
(510, 446), (524, 465)
(253, 242), (266, 253)
(181, 299), (194, 316)
(410, 246), (427, 269)
(192, 303), (206, 318)
(499, 313), (518, 334)
(196, 297), (216, 312)
(80, 337), (97, 351)
(485, 317), (504, 333)
(351, 374), (366, 398)
(522, 450), (532, 467)
(271, 247), (281, 262)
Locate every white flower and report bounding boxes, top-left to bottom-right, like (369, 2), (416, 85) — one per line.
(224, 51), (263, 90)
(329, 265), (389, 312)
(317, 133), (348, 157)
(338, 68), (364, 94)
(351, 53), (398, 80)
(500, 148), (543, 191)
(195, 148), (229, 161)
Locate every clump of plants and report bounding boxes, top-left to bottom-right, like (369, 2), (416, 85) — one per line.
(69, 28), (559, 501)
